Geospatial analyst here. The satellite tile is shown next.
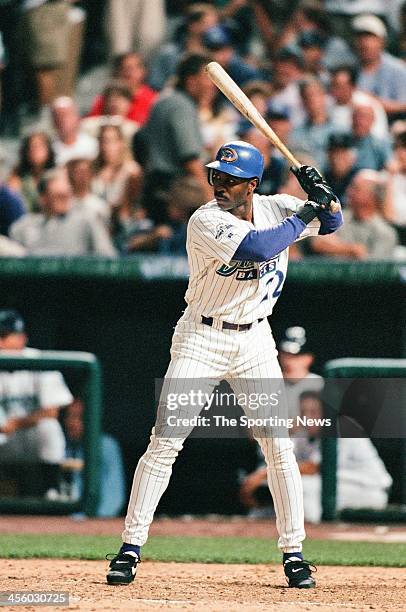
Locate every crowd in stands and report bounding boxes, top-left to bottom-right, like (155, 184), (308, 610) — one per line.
(0, 0), (406, 259)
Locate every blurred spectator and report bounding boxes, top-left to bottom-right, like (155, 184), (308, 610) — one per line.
(199, 84), (238, 160)
(82, 84), (139, 144)
(111, 173), (153, 253)
(352, 14), (406, 117)
(290, 77), (334, 170)
(240, 389), (392, 522)
(0, 181), (25, 237)
(79, 0), (108, 71)
(399, 1), (406, 59)
(106, 0), (166, 60)
(0, 310), (72, 475)
(323, 133), (359, 206)
(297, 30), (330, 85)
(243, 81), (272, 118)
(52, 97), (98, 166)
(238, 125), (286, 196)
(92, 123), (142, 210)
(19, 0), (70, 112)
(295, 392), (392, 522)
(140, 53), (214, 223)
(0, 0), (23, 136)
(8, 132), (55, 212)
(62, 399), (125, 517)
(351, 102), (391, 171)
(158, 176), (205, 255)
(0, 235), (26, 256)
(383, 131), (406, 230)
(88, 53), (157, 126)
(66, 158), (109, 221)
(149, 3), (219, 91)
(202, 24), (260, 87)
(295, 391), (392, 522)
(266, 0), (354, 69)
(268, 48), (305, 128)
(267, 107), (293, 155)
(311, 170), (399, 259)
(324, 0), (391, 40)
(126, 176), (204, 254)
(278, 326), (324, 419)
(328, 65), (389, 140)
(9, 169), (116, 256)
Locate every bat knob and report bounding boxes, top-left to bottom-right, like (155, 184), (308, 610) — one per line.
(330, 201), (341, 214)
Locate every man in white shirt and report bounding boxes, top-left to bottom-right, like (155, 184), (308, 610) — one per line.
(51, 97), (98, 166)
(0, 310), (72, 465)
(352, 14), (406, 117)
(328, 65), (389, 140)
(10, 169), (116, 256)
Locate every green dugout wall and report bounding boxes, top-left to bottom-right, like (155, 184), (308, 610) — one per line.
(322, 358), (406, 522)
(0, 256), (405, 515)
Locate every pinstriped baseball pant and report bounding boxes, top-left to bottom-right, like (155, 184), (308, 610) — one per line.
(122, 318), (306, 552)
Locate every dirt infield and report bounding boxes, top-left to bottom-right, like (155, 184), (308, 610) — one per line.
(2, 559), (405, 611)
(1, 517), (405, 611)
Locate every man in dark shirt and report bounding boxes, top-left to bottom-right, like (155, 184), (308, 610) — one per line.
(139, 53), (213, 223)
(0, 183), (25, 236)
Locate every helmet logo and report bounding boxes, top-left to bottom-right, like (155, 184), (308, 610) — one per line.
(220, 147), (238, 163)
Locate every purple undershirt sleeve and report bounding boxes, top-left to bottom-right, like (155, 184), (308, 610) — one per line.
(233, 215), (306, 262)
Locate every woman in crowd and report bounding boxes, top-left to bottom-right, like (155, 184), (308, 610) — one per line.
(92, 123), (142, 211)
(8, 132), (55, 212)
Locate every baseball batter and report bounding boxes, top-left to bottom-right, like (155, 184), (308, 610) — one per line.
(107, 141), (343, 588)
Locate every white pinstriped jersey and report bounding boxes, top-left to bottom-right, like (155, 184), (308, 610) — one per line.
(183, 193), (321, 325)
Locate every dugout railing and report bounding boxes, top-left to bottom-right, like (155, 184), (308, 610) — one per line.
(0, 351), (102, 516)
(321, 358), (406, 522)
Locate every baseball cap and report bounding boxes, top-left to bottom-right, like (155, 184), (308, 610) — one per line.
(279, 327), (309, 355)
(352, 14), (387, 38)
(0, 310), (25, 337)
(275, 46), (304, 69)
(267, 103), (291, 122)
(327, 132), (354, 150)
(203, 25), (232, 50)
(298, 30), (327, 49)
(236, 119), (253, 138)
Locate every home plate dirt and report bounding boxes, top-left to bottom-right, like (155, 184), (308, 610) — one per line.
(1, 560), (404, 612)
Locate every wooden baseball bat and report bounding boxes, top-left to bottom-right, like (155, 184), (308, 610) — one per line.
(205, 61), (340, 213)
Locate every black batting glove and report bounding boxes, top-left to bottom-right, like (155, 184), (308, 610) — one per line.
(307, 183), (338, 212)
(291, 165), (325, 194)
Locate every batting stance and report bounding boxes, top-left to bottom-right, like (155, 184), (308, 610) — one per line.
(107, 141), (343, 588)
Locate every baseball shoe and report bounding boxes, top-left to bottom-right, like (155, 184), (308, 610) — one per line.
(106, 552), (140, 585)
(284, 558), (316, 588)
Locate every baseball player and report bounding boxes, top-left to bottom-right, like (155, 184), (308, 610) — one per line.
(107, 141), (343, 588)
(0, 310), (73, 491)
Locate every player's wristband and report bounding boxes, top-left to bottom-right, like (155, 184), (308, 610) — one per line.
(295, 202), (319, 225)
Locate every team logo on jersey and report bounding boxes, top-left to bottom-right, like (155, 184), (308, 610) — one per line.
(216, 258), (279, 281)
(216, 260), (258, 279)
(259, 259), (277, 278)
(215, 223), (234, 240)
(219, 147), (238, 163)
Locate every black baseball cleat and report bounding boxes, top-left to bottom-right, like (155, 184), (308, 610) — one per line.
(106, 552), (140, 585)
(284, 558), (317, 588)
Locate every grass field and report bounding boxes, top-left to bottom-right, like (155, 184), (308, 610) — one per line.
(1, 534), (405, 566)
